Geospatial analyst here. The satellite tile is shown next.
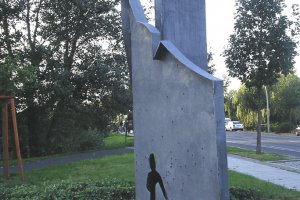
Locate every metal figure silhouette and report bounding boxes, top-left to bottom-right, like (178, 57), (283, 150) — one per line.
(146, 153), (168, 200)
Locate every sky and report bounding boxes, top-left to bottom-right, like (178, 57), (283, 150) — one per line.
(140, 0), (300, 90)
(206, 0), (300, 90)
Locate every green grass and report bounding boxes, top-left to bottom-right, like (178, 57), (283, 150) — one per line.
(229, 170), (300, 199)
(0, 153), (134, 187)
(26, 153), (134, 184)
(103, 132), (134, 150)
(227, 146), (292, 161)
(1, 153), (299, 199)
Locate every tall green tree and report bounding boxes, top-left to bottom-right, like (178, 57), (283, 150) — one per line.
(0, 0), (131, 156)
(224, 0), (298, 153)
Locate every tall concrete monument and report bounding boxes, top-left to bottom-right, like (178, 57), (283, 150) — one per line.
(121, 0), (229, 199)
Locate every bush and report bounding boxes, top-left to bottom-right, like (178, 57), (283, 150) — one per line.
(230, 187), (261, 200)
(76, 128), (104, 151)
(0, 179), (263, 200)
(0, 179), (134, 200)
(271, 122), (293, 133)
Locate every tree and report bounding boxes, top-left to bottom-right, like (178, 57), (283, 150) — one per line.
(222, 75), (231, 95)
(207, 50), (216, 74)
(224, 0), (298, 153)
(224, 90), (237, 119)
(0, 0), (131, 156)
(233, 86), (266, 129)
(271, 74), (300, 132)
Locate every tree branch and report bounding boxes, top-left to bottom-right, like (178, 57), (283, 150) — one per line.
(26, 0), (34, 51)
(2, 10), (14, 58)
(33, 0), (43, 45)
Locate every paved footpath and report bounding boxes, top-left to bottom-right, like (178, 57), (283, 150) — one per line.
(228, 155), (300, 191)
(0, 147), (134, 173)
(1, 148), (300, 192)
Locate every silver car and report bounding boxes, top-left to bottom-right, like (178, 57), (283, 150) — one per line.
(226, 121), (244, 131)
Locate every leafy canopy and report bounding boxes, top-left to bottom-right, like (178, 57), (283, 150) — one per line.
(224, 0), (298, 89)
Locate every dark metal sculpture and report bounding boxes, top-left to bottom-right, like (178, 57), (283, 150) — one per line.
(147, 153), (168, 200)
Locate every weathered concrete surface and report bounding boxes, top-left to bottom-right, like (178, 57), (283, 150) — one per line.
(121, 0), (228, 199)
(155, 0), (207, 70)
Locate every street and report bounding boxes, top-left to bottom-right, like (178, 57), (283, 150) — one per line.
(226, 131), (300, 158)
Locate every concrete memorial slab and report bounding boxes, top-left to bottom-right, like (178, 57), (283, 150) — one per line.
(121, 0), (229, 199)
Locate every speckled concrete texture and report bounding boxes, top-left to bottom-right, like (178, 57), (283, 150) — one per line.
(121, 0), (228, 199)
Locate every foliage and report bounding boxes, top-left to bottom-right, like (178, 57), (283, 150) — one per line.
(229, 187), (260, 200)
(0, 0), (132, 156)
(224, 0), (298, 89)
(225, 74), (300, 133)
(224, 0), (299, 152)
(207, 50), (216, 74)
(271, 74), (300, 132)
(233, 86), (266, 129)
(222, 75), (231, 95)
(224, 90), (237, 119)
(270, 122), (293, 133)
(0, 180), (264, 200)
(0, 179), (135, 200)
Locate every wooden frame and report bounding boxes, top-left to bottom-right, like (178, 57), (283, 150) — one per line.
(1, 96), (24, 181)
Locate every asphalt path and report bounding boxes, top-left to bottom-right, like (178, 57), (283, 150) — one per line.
(0, 148), (134, 173)
(226, 131), (300, 158)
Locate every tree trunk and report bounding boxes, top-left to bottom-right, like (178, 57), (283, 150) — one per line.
(256, 109), (262, 154)
(27, 104), (38, 156)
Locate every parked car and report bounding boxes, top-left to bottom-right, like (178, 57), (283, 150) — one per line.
(225, 118), (231, 123)
(226, 121), (244, 131)
(295, 126), (300, 136)
(224, 118), (231, 130)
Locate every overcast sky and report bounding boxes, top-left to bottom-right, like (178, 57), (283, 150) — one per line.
(140, 0), (300, 90)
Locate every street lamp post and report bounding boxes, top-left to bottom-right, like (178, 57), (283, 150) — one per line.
(264, 86), (270, 133)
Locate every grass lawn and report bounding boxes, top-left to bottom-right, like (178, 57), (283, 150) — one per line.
(1, 153), (299, 199)
(103, 132), (134, 150)
(227, 146), (292, 161)
(229, 170), (300, 199)
(25, 153), (135, 184)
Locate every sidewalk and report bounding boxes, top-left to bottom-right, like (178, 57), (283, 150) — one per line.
(228, 155), (300, 191)
(0, 148), (134, 173)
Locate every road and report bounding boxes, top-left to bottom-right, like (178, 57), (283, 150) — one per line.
(226, 131), (300, 158)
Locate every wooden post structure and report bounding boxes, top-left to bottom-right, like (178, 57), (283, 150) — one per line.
(0, 96), (24, 181)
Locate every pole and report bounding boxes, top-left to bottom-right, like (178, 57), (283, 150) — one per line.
(264, 86), (270, 133)
(4, 102), (10, 177)
(2, 101), (10, 177)
(10, 98), (24, 181)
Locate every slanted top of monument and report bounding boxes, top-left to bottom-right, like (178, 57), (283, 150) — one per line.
(155, 0), (207, 70)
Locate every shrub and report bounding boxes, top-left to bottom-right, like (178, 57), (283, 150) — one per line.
(0, 179), (263, 200)
(0, 179), (134, 200)
(76, 128), (104, 151)
(229, 187), (261, 200)
(271, 122), (293, 133)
